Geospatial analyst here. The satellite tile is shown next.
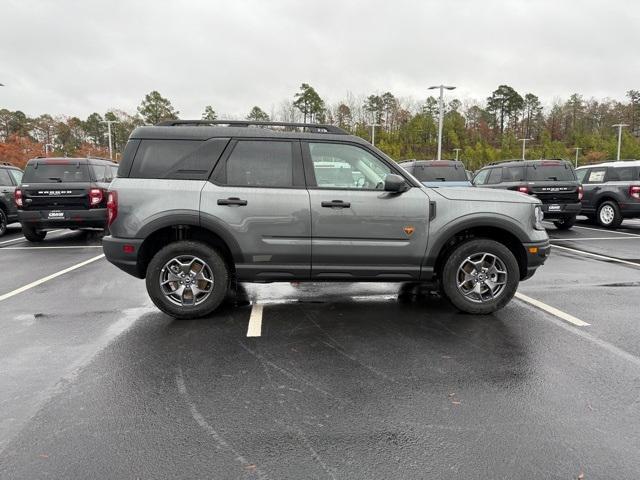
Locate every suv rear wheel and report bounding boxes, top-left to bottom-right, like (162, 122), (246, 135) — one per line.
(145, 241), (229, 319)
(22, 224), (47, 242)
(0, 209), (7, 237)
(553, 215), (577, 230)
(441, 238), (519, 314)
(597, 200), (623, 228)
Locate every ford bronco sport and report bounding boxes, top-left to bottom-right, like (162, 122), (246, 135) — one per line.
(103, 120), (550, 319)
(16, 157), (118, 242)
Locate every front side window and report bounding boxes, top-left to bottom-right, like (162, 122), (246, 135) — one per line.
(575, 169), (588, 183)
(225, 140), (294, 187)
(473, 169), (490, 185)
(486, 167), (503, 184)
(309, 143), (393, 189)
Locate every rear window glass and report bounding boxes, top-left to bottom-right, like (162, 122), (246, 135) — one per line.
(129, 139), (228, 179)
(526, 163), (575, 181)
(412, 164), (467, 182)
(22, 162), (90, 183)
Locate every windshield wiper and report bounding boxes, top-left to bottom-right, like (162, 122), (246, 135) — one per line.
(48, 177), (62, 182)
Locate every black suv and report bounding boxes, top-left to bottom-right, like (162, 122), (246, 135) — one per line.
(15, 157), (118, 242)
(473, 159), (582, 230)
(398, 160), (471, 188)
(575, 160), (640, 228)
(0, 162), (24, 236)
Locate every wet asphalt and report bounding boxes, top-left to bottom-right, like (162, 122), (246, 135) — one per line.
(0, 219), (639, 479)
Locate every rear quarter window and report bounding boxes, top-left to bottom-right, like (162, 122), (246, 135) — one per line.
(128, 138), (229, 180)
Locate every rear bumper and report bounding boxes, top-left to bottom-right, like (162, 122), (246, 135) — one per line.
(541, 202), (581, 219)
(18, 208), (107, 229)
(102, 235), (144, 278)
(522, 239), (551, 280)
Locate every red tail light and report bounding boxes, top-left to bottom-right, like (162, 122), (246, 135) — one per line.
(518, 186), (529, 194)
(630, 185), (640, 200)
(14, 189), (23, 208)
(578, 185), (584, 201)
(107, 191), (118, 226)
(89, 188), (103, 207)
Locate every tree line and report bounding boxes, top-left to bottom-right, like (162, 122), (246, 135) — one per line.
(2, 84), (640, 171)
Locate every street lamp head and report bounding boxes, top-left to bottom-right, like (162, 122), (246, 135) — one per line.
(428, 85), (456, 90)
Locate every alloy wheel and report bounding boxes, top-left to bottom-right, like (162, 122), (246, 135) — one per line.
(456, 252), (508, 303)
(159, 255), (214, 306)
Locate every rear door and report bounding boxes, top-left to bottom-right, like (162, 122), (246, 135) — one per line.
(0, 169), (17, 217)
(581, 167), (607, 212)
(303, 141), (430, 280)
(20, 160), (92, 219)
(200, 138), (311, 281)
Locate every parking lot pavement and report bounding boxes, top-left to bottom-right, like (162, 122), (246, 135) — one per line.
(0, 225), (639, 479)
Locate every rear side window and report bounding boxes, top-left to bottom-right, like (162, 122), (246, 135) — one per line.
(223, 140), (294, 187)
(575, 169), (588, 183)
(613, 167), (638, 181)
(9, 169), (23, 185)
(0, 169), (12, 186)
(129, 139), (229, 180)
(486, 168), (502, 184)
(22, 162), (90, 183)
(526, 163), (575, 181)
(412, 164), (467, 182)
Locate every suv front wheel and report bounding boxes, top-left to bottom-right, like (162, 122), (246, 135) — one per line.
(441, 239), (519, 314)
(146, 241), (229, 319)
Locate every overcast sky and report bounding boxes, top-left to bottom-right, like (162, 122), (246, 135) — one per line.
(1, 0), (639, 120)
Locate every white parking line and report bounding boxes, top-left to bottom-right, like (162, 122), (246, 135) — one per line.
(515, 292), (590, 327)
(0, 229), (66, 246)
(552, 244), (640, 267)
(246, 303), (264, 337)
(0, 254), (105, 303)
(572, 224), (640, 237)
(0, 245), (103, 250)
(550, 237), (640, 242)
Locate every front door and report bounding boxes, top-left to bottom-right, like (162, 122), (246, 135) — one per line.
(200, 138), (311, 281)
(303, 141), (430, 280)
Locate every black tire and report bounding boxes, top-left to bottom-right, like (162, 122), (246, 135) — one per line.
(553, 215), (577, 230)
(145, 240), (229, 319)
(0, 208), (7, 237)
(22, 224), (47, 242)
(596, 200), (623, 228)
(441, 238), (520, 315)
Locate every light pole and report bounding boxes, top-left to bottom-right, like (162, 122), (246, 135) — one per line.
(367, 123), (380, 147)
(44, 143), (54, 155)
(612, 124), (628, 161)
(428, 84), (456, 160)
(101, 120), (120, 160)
(518, 138), (532, 161)
(574, 147), (581, 168)
(453, 148), (461, 161)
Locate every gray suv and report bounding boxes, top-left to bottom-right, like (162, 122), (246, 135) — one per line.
(0, 162), (23, 236)
(103, 120), (550, 319)
(575, 160), (640, 228)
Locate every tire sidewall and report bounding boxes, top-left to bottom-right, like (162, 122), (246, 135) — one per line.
(22, 224), (46, 242)
(553, 215), (576, 230)
(0, 209), (7, 237)
(442, 238), (520, 314)
(597, 201), (621, 228)
(145, 241), (229, 319)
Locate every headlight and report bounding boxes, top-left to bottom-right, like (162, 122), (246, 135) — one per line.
(533, 205), (544, 230)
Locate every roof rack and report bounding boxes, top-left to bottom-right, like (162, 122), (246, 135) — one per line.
(156, 120), (348, 135)
(1, 161), (15, 167)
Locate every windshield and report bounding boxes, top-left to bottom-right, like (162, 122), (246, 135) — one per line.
(526, 163), (575, 182)
(22, 162), (90, 183)
(412, 165), (467, 182)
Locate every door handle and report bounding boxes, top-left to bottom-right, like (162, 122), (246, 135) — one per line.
(321, 200), (351, 208)
(217, 197), (248, 206)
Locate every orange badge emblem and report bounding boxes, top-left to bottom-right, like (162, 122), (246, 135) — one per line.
(403, 226), (415, 235)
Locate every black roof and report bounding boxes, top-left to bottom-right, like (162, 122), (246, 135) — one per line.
(130, 120), (364, 144)
(25, 157), (118, 166)
(482, 159), (572, 168)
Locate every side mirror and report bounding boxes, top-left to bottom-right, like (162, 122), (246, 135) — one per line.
(384, 174), (408, 193)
